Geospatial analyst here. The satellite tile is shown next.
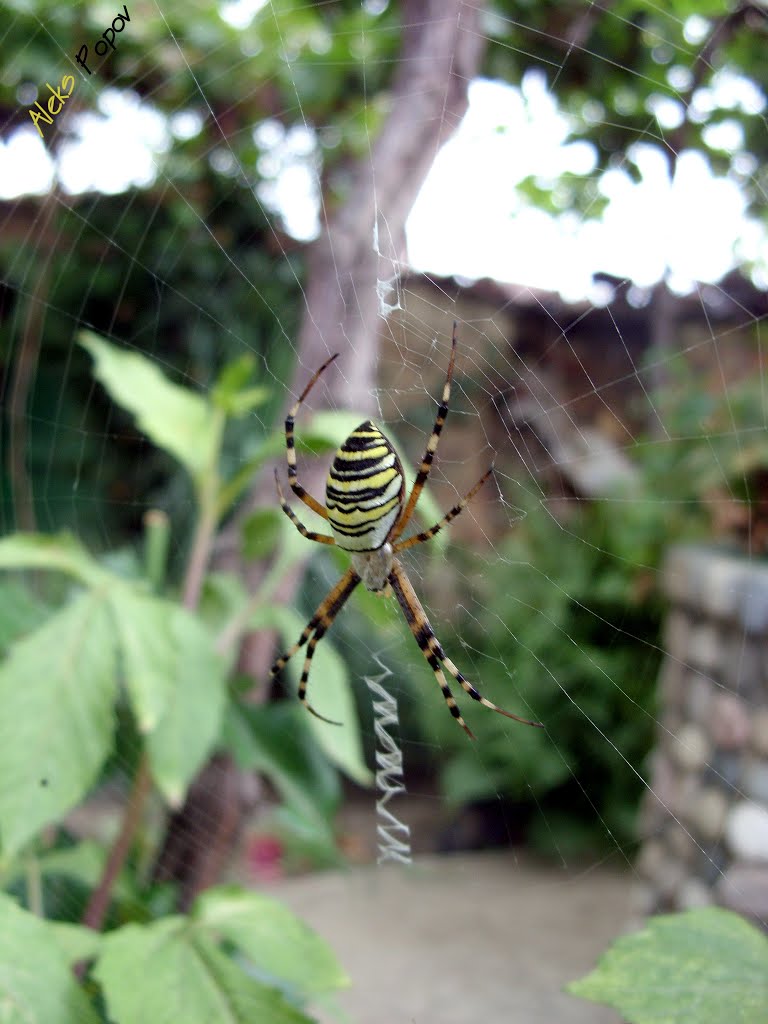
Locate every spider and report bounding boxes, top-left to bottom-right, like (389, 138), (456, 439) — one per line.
(269, 323), (543, 740)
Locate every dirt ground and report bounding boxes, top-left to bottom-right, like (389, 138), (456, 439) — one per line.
(269, 850), (631, 1024)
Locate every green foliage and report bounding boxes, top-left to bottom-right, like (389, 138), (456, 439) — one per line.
(0, 892), (99, 1024)
(0, 0), (399, 546)
(3, 840), (134, 909)
(429, 345), (768, 855)
(428, 491), (661, 855)
(93, 889), (347, 1024)
(491, 0), (768, 225)
(2, 4), (766, 1013)
(0, 532), (109, 585)
(569, 907), (768, 1023)
(225, 702), (343, 868)
(0, 588), (118, 858)
(250, 605), (371, 788)
(80, 331), (226, 487)
(0, 341), (357, 1019)
(194, 886), (348, 996)
(136, 598), (227, 806)
(632, 352), (768, 546)
(0, 183), (303, 545)
(0, 537), (230, 852)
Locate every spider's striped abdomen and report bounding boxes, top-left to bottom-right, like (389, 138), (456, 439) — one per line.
(325, 421), (405, 552)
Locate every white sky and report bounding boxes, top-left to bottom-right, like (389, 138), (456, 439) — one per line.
(408, 76), (761, 300)
(1, 68), (764, 303)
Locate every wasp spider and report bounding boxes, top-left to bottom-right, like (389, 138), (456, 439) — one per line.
(270, 324), (542, 739)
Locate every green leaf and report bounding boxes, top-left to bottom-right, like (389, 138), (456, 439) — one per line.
(568, 907), (768, 1023)
(79, 331), (218, 482)
(109, 586), (178, 733)
(225, 703), (339, 816)
(0, 578), (48, 650)
(212, 354), (269, 417)
(214, 354), (257, 394)
(48, 921), (102, 966)
(199, 572), (250, 637)
(222, 703), (340, 862)
(195, 887), (348, 997)
(217, 439), (281, 517)
(224, 386), (271, 416)
(142, 606), (227, 807)
(7, 840), (102, 891)
(34, 840), (134, 904)
(269, 803), (341, 868)
(252, 605), (372, 787)
(241, 507), (283, 560)
(0, 893), (99, 1022)
(0, 532), (106, 587)
(0, 594), (117, 859)
(94, 917), (313, 1024)
(105, 582), (227, 806)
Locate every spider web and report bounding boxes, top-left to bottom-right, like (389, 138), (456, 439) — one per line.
(1, 1), (767, 1019)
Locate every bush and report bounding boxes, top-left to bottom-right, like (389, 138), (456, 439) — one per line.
(430, 345), (768, 855)
(429, 491), (662, 856)
(0, 336), (366, 1020)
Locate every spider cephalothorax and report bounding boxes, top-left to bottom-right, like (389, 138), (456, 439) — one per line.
(270, 324), (542, 739)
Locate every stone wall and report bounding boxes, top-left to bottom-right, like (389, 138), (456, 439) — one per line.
(636, 544), (768, 925)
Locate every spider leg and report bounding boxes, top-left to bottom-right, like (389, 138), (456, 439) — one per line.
(298, 626), (342, 726)
(393, 467), (492, 553)
(274, 469), (335, 545)
(388, 560), (474, 738)
(390, 322), (458, 543)
(388, 559), (542, 737)
(439, 651), (543, 728)
(269, 567), (360, 724)
(284, 351), (340, 521)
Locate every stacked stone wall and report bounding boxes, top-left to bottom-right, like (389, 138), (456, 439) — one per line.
(637, 545), (768, 924)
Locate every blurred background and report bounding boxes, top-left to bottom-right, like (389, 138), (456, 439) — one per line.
(1, 1), (767, 1021)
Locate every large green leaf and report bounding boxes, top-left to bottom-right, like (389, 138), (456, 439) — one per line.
(48, 921), (102, 966)
(211, 353), (270, 417)
(94, 917), (312, 1024)
(0, 532), (106, 587)
(142, 605), (228, 807)
(105, 582), (227, 806)
(252, 605), (372, 787)
(109, 586), (179, 733)
(0, 894), (99, 1023)
(195, 887), (348, 997)
(0, 578), (48, 650)
(241, 508), (284, 561)
(568, 907), (768, 1023)
(79, 331), (218, 482)
(198, 572), (251, 676)
(0, 593), (117, 859)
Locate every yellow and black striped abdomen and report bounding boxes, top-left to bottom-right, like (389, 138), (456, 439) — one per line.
(325, 421), (405, 551)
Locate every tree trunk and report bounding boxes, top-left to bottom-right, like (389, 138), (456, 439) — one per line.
(239, 0), (487, 679)
(154, 0), (488, 904)
(295, 0), (486, 404)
